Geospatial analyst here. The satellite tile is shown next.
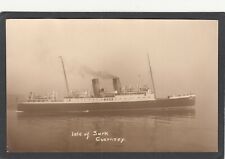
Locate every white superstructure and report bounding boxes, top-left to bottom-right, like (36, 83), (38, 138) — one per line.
(63, 90), (156, 103)
(168, 94), (196, 99)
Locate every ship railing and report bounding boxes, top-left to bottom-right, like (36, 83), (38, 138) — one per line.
(63, 95), (156, 103)
(168, 93), (196, 99)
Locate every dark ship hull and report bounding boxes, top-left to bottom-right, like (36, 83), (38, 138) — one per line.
(18, 96), (195, 112)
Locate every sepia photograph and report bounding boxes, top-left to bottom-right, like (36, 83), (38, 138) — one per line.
(6, 18), (218, 152)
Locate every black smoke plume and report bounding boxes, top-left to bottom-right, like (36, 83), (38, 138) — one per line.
(79, 66), (117, 79)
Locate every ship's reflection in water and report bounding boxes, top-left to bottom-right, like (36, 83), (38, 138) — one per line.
(7, 106), (203, 152)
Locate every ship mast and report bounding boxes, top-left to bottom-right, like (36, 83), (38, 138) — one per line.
(147, 53), (157, 98)
(59, 56), (70, 97)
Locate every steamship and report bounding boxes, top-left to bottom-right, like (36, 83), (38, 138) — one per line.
(17, 55), (196, 112)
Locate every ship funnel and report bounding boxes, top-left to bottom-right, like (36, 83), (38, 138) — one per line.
(113, 77), (122, 94)
(92, 78), (100, 97)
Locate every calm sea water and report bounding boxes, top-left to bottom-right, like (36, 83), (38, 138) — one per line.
(7, 95), (218, 152)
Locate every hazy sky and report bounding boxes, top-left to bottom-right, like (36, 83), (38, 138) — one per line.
(6, 19), (218, 100)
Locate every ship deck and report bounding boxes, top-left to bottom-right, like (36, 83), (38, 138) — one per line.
(18, 96), (195, 112)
